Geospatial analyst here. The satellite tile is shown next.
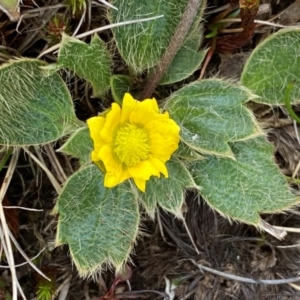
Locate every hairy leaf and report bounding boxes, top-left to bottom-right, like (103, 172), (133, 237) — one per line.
(175, 142), (203, 161)
(110, 75), (134, 105)
(0, 59), (78, 146)
(159, 28), (207, 85)
(191, 137), (299, 225)
(109, 0), (206, 73)
(58, 126), (93, 165)
(57, 34), (111, 96)
(139, 159), (198, 218)
(164, 80), (262, 158)
(241, 28), (300, 104)
(54, 164), (140, 276)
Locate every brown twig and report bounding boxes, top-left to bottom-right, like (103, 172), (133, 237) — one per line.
(140, 0), (203, 99)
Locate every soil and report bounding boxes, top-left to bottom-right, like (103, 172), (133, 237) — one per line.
(1, 0), (300, 299)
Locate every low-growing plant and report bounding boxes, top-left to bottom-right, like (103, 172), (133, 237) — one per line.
(1, 0), (300, 279)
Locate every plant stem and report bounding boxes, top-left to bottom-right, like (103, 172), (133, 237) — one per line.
(140, 0), (203, 99)
(284, 80), (300, 124)
(198, 36), (216, 80)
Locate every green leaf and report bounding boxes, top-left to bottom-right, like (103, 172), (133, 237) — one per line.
(164, 80), (262, 158)
(175, 142), (203, 161)
(54, 164), (140, 276)
(109, 0), (206, 73)
(159, 28), (207, 85)
(57, 34), (111, 97)
(0, 59), (78, 146)
(139, 159), (198, 218)
(241, 28), (300, 105)
(110, 75), (134, 105)
(58, 126), (93, 165)
(191, 137), (300, 225)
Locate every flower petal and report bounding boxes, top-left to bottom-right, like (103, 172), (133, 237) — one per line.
(98, 145), (124, 187)
(120, 93), (137, 123)
(134, 178), (146, 192)
(100, 103), (121, 143)
(130, 99), (166, 125)
(104, 170), (131, 188)
(146, 119), (180, 162)
(119, 168), (131, 183)
(87, 116), (106, 159)
(88, 93), (180, 191)
(148, 156), (168, 177)
(127, 159), (160, 181)
(91, 149), (100, 162)
(94, 160), (105, 172)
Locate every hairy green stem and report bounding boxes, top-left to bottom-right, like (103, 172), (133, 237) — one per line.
(140, 0), (203, 99)
(284, 81), (300, 123)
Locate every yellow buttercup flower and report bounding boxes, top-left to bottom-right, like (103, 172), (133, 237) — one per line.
(87, 93), (180, 192)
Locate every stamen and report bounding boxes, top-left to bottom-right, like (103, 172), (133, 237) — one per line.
(114, 123), (150, 166)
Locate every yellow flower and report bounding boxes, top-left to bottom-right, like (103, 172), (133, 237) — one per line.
(87, 93), (180, 192)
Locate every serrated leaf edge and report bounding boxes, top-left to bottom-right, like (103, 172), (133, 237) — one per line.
(53, 165), (140, 277)
(57, 125), (91, 162)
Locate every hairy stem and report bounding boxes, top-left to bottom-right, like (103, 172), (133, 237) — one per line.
(140, 0), (203, 99)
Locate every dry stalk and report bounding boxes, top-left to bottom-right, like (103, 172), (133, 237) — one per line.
(0, 149), (20, 300)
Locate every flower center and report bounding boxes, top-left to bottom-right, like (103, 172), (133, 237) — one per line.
(114, 123), (150, 166)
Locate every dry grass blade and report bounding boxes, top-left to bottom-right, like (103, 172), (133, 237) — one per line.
(277, 273), (300, 291)
(0, 247), (46, 268)
(44, 144), (68, 183)
(3, 206), (43, 211)
(273, 226), (300, 233)
(260, 219), (287, 240)
(72, 5), (86, 37)
(0, 226), (26, 300)
(55, 274), (72, 300)
(0, 149), (20, 300)
(8, 230), (50, 281)
(182, 217), (200, 254)
(22, 147), (61, 194)
(37, 15), (164, 58)
(97, 0), (118, 10)
(189, 259), (300, 285)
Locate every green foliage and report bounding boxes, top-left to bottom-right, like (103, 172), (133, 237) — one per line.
(164, 80), (262, 158)
(0, 1), (300, 281)
(176, 142), (203, 161)
(157, 28), (207, 85)
(139, 158), (199, 218)
(55, 34), (112, 97)
(58, 126), (93, 165)
(109, 0), (206, 73)
(36, 280), (55, 300)
(283, 82), (300, 124)
(191, 137), (299, 224)
(54, 165), (140, 276)
(0, 279), (12, 300)
(110, 75), (134, 105)
(241, 28), (300, 105)
(0, 59), (79, 146)
(66, 0), (85, 15)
